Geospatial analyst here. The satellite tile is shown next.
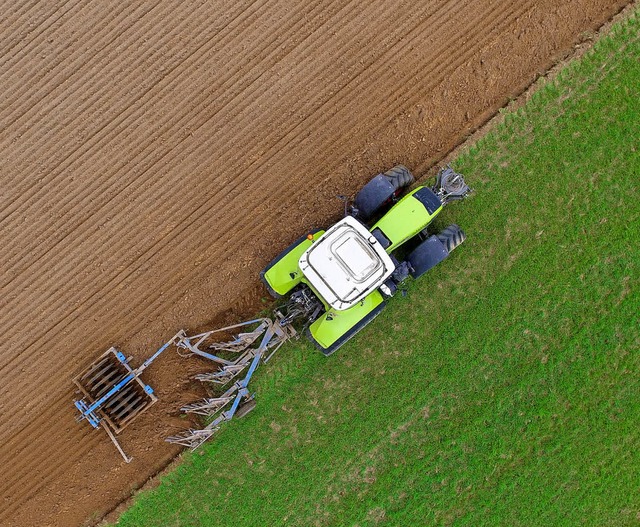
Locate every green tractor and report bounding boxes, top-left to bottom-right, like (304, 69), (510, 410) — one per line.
(161, 165), (472, 451)
(261, 165), (471, 355)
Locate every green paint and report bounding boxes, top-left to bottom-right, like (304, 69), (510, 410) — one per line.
(308, 290), (385, 349)
(371, 187), (442, 252)
(262, 230), (325, 296)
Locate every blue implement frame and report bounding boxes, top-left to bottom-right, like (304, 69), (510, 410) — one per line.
(166, 317), (295, 450)
(73, 332), (183, 462)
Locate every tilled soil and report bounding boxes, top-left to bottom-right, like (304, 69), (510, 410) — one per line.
(0, 1), (629, 525)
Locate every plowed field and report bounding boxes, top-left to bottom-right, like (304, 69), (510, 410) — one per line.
(0, 1), (629, 525)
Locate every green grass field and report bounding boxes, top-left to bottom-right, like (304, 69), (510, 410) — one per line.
(114, 11), (639, 527)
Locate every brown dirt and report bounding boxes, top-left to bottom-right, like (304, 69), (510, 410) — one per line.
(0, 1), (630, 525)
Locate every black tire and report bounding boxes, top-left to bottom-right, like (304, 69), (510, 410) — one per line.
(407, 236), (449, 279)
(383, 165), (414, 191)
(436, 224), (466, 253)
(353, 165), (414, 221)
(353, 175), (396, 221)
(235, 398), (257, 418)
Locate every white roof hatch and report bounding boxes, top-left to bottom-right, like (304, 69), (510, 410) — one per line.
(298, 216), (395, 310)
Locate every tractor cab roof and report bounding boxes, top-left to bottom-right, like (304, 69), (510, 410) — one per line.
(298, 216), (395, 311)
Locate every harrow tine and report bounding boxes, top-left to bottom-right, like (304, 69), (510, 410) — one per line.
(84, 361), (117, 390)
(93, 371), (127, 400)
(193, 363), (248, 384)
(165, 427), (219, 449)
(81, 357), (111, 384)
(208, 329), (263, 353)
(114, 399), (147, 423)
(180, 396), (235, 416)
(107, 387), (140, 419)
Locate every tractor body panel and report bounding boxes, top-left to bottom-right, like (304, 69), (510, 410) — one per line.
(261, 230), (325, 297)
(299, 216), (394, 311)
(306, 289), (385, 355)
(371, 186), (443, 252)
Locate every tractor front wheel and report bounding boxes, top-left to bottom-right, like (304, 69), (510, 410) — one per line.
(436, 224), (466, 253)
(383, 165), (414, 192)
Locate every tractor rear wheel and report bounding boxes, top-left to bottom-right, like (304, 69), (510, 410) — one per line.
(383, 165), (414, 191)
(436, 224), (466, 253)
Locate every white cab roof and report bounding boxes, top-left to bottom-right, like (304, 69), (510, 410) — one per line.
(299, 216), (395, 310)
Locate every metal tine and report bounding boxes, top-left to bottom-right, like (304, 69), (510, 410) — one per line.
(107, 386), (141, 416)
(112, 402), (146, 427)
(103, 384), (134, 409)
(193, 363), (248, 384)
(90, 372), (121, 400)
(80, 356), (111, 383)
(180, 320), (262, 350)
(119, 393), (149, 420)
(113, 395), (147, 422)
(166, 427), (218, 449)
(84, 360), (117, 388)
(204, 320), (270, 352)
(219, 347), (260, 369)
(263, 338), (287, 363)
(93, 371), (128, 400)
(106, 384), (143, 421)
(180, 396), (235, 416)
(190, 345), (255, 370)
(90, 364), (121, 391)
(86, 358), (118, 383)
(208, 330), (262, 352)
(102, 389), (136, 421)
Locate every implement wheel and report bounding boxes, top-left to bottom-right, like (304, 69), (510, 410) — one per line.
(235, 399), (257, 418)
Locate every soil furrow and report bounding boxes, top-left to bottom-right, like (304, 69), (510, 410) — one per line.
(0, 0), (380, 306)
(0, 0), (344, 236)
(0, 0), (630, 525)
(0, 0), (528, 386)
(0, 0), (80, 61)
(0, 0), (179, 112)
(0, 0), (527, 403)
(0, 0), (266, 198)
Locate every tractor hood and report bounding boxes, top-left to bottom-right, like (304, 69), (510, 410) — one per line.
(299, 216), (395, 311)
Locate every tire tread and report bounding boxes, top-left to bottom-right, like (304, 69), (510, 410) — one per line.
(436, 224), (466, 253)
(383, 165), (414, 191)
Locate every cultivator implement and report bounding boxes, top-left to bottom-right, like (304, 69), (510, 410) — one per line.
(166, 316), (295, 450)
(74, 317), (296, 460)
